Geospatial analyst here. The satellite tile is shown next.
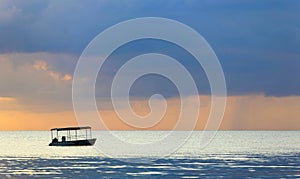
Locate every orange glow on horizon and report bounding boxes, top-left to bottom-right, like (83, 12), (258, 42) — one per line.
(0, 97), (16, 102)
(0, 95), (299, 131)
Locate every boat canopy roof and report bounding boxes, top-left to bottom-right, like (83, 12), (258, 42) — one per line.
(50, 126), (91, 131)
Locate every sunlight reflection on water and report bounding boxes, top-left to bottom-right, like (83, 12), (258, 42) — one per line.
(0, 131), (299, 178)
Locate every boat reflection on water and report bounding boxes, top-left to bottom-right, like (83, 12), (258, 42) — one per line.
(49, 126), (96, 146)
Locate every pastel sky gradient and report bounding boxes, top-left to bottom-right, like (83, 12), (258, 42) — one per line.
(0, 0), (299, 130)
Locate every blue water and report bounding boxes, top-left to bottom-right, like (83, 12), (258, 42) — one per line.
(0, 131), (299, 178)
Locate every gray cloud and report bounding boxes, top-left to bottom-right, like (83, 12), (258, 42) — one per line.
(0, 0), (299, 99)
(0, 53), (75, 112)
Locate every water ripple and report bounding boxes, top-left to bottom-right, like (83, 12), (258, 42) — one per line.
(0, 153), (299, 178)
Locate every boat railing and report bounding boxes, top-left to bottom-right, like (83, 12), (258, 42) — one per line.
(50, 126), (93, 142)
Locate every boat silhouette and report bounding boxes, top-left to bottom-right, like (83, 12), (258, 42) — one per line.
(49, 126), (96, 146)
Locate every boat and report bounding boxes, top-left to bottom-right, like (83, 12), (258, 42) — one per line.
(49, 126), (96, 146)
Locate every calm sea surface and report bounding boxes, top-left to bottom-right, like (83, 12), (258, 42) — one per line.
(0, 131), (299, 178)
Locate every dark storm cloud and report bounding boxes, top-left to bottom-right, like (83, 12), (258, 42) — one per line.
(0, 0), (299, 97)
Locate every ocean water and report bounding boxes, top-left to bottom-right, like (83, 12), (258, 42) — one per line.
(0, 131), (299, 178)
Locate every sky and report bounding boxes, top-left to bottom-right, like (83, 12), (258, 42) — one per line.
(0, 0), (299, 130)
